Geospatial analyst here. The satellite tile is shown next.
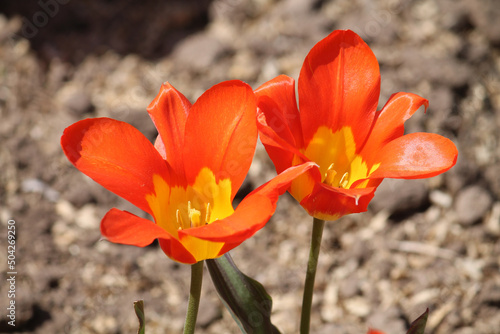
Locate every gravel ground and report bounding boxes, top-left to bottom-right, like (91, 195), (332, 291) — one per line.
(0, 0), (499, 333)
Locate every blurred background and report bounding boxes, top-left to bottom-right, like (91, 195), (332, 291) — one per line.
(0, 0), (499, 333)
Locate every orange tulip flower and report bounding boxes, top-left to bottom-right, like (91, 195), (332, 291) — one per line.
(256, 30), (458, 220)
(61, 80), (313, 264)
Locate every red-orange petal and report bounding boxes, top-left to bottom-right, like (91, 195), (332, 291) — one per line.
(360, 92), (428, 163)
(180, 194), (274, 243)
(101, 209), (198, 264)
(183, 80), (257, 199)
(100, 208), (172, 247)
(299, 30), (380, 147)
(147, 82), (191, 177)
(180, 162), (316, 244)
(154, 135), (167, 160)
(61, 118), (170, 215)
(256, 75), (309, 174)
(369, 132), (458, 179)
(257, 111), (310, 174)
(255, 75), (304, 149)
(158, 238), (197, 264)
(300, 183), (377, 220)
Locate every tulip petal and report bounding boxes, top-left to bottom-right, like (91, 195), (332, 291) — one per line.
(180, 162), (316, 244)
(175, 234), (225, 263)
(361, 92), (428, 163)
(61, 118), (170, 215)
(178, 194), (273, 252)
(255, 75), (303, 149)
(100, 208), (171, 246)
(158, 239), (198, 264)
(183, 80), (257, 199)
(288, 163), (322, 203)
(257, 111), (310, 174)
(300, 183), (377, 220)
(299, 29), (380, 147)
(147, 82), (191, 176)
(369, 132), (458, 179)
(100, 208), (199, 264)
(256, 75), (309, 174)
(154, 135), (167, 160)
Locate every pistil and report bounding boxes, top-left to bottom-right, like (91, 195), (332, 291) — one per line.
(324, 163), (337, 186)
(188, 201), (201, 227)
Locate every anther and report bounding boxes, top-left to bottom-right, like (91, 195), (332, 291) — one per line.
(339, 172), (349, 188)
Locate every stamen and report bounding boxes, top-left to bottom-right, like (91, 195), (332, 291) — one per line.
(339, 172), (349, 188)
(324, 163), (337, 186)
(176, 209), (183, 230)
(205, 202), (211, 225)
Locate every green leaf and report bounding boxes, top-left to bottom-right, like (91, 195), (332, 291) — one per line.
(406, 308), (428, 334)
(206, 253), (281, 334)
(134, 300), (145, 334)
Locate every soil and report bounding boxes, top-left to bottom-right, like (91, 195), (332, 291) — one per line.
(0, 0), (499, 333)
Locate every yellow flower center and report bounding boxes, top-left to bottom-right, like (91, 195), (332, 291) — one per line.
(146, 168), (234, 235)
(145, 168), (234, 261)
(304, 126), (379, 189)
(324, 163), (351, 188)
(175, 201), (212, 230)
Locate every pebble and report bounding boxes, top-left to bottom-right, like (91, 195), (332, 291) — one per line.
(90, 315), (118, 334)
(429, 190), (453, 208)
(344, 296), (371, 317)
(338, 275), (360, 299)
(370, 179), (429, 216)
(21, 178), (60, 202)
(485, 202), (500, 236)
(454, 185), (493, 225)
(172, 32), (227, 71)
(321, 282), (340, 322)
(52, 220), (79, 249)
(56, 200), (76, 222)
(75, 204), (100, 230)
(196, 298), (222, 328)
(456, 258), (484, 281)
(63, 91), (94, 115)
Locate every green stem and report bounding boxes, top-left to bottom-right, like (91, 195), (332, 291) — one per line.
(300, 217), (325, 334)
(183, 260), (204, 334)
